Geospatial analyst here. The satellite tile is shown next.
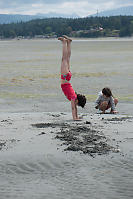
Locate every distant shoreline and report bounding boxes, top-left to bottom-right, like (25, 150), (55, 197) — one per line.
(1, 36), (133, 42)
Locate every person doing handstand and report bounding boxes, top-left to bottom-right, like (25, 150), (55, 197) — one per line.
(95, 87), (118, 114)
(58, 35), (86, 120)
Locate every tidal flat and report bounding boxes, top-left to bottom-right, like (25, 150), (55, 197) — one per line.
(0, 38), (133, 113)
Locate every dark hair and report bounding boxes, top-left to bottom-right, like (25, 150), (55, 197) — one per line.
(77, 94), (86, 108)
(102, 87), (113, 97)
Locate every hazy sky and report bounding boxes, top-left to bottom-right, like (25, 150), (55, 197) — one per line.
(0, 0), (133, 16)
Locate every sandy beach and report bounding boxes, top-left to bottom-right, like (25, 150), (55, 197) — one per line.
(0, 107), (133, 198)
(0, 109), (133, 156)
(0, 38), (133, 198)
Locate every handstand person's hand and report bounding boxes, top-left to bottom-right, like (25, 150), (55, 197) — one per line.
(74, 118), (82, 121)
(74, 117), (82, 121)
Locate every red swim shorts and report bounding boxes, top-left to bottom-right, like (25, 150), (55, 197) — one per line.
(61, 83), (77, 101)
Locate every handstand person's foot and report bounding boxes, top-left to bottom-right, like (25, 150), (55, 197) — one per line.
(58, 37), (67, 42)
(62, 35), (72, 42)
(58, 37), (64, 41)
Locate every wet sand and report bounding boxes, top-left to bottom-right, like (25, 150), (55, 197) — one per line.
(0, 110), (132, 156)
(0, 109), (133, 198)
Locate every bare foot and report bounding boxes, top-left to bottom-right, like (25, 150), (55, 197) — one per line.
(62, 35), (72, 42)
(101, 111), (105, 114)
(110, 110), (118, 114)
(58, 37), (66, 41)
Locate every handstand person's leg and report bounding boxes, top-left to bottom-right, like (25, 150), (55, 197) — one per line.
(58, 37), (69, 74)
(63, 35), (72, 71)
(66, 40), (71, 71)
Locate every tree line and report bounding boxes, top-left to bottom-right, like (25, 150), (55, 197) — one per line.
(0, 16), (133, 38)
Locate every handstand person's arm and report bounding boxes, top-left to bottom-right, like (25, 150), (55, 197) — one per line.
(71, 100), (81, 120)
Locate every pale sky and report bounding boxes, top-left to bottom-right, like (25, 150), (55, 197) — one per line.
(0, 0), (133, 17)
